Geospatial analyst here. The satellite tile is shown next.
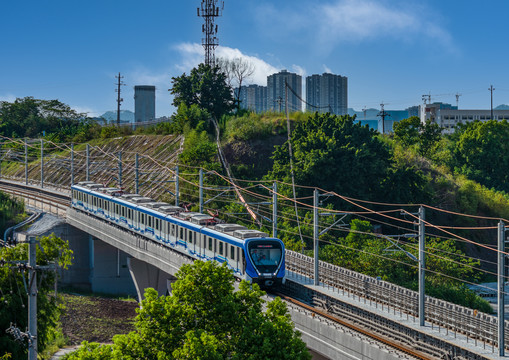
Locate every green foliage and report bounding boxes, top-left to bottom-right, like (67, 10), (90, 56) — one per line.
(170, 64), (234, 120)
(225, 113), (286, 142)
(172, 103), (213, 135)
(0, 97), (92, 140)
(62, 341), (114, 360)
(393, 116), (420, 146)
(0, 192), (25, 236)
(268, 112), (430, 205)
(179, 130), (219, 168)
(451, 120), (509, 193)
(319, 219), (492, 312)
(65, 261), (310, 359)
(393, 117), (442, 157)
(0, 234), (73, 359)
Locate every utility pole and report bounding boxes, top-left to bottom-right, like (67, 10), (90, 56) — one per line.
(275, 96), (283, 113)
(489, 85), (495, 120)
(197, 0), (223, 67)
(272, 182), (277, 238)
(362, 106), (367, 121)
(313, 189), (319, 286)
(25, 139), (28, 185)
(377, 102), (390, 134)
(40, 139), (44, 189)
(199, 168), (204, 213)
(498, 221), (505, 356)
(135, 153), (139, 194)
(455, 93), (462, 109)
(419, 206), (426, 327)
(118, 151), (122, 188)
(115, 73), (125, 126)
(70, 143), (74, 186)
(422, 93), (431, 105)
(86, 144), (90, 182)
(175, 165), (180, 207)
(28, 237), (37, 360)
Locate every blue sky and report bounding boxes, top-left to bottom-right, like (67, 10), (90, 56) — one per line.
(1, 0), (509, 117)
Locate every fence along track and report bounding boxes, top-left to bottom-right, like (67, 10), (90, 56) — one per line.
(0, 181), (503, 357)
(285, 250), (505, 353)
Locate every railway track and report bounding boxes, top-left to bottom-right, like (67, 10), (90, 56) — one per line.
(0, 180), (70, 215)
(0, 179), (495, 359)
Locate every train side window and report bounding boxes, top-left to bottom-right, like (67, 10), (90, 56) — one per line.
(121, 207), (125, 217)
(171, 224), (175, 236)
(208, 237), (212, 251)
(141, 213), (145, 223)
(219, 242), (223, 256)
(180, 228), (183, 240)
(189, 231), (193, 244)
(230, 245), (235, 260)
(148, 216), (152, 228)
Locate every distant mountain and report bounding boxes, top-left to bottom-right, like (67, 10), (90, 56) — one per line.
(99, 110), (135, 122)
(495, 104), (509, 110)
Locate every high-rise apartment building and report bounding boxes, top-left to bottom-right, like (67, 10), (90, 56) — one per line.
(267, 70), (302, 113)
(134, 85), (156, 123)
(236, 84), (268, 113)
(306, 73), (348, 115)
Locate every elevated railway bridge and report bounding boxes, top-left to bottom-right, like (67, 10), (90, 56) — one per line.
(0, 179), (506, 360)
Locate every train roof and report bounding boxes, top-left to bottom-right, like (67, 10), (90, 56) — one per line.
(72, 184), (282, 246)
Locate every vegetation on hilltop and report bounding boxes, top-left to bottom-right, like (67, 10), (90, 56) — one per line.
(63, 262), (310, 360)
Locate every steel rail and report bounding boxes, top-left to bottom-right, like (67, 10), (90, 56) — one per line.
(272, 289), (433, 360)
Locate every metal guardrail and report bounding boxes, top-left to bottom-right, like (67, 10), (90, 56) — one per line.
(285, 250), (507, 351)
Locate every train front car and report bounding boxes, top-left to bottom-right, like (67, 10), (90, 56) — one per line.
(245, 238), (285, 287)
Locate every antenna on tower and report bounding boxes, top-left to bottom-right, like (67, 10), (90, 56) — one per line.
(115, 73), (126, 126)
(455, 93), (462, 108)
(197, 0), (224, 67)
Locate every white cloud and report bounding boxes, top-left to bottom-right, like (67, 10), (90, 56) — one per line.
(323, 65), (332, 74)
(173, 43), (281, 86)
(291, 65), (306, 78)
(255, 0), (454, 52)
(71, 105), (99, 117)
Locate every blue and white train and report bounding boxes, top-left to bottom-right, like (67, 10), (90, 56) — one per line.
(71, 182), (285, 287)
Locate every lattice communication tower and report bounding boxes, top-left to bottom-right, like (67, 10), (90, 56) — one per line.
(197, 0), (224, 67)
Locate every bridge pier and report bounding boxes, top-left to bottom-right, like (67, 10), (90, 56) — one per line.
(127, 257), (176, 300)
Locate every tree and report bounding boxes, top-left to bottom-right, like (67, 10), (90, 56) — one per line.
(170, 64), (234, 121)
(268, 113), (429, 205)
(0, 234), (73, 359)
(393, 116), (420, 146)
(451, 120), (509, 193)
(64, 261), (310, 360)
(217, 57), (255, 109)
(0, 97), (87, 140)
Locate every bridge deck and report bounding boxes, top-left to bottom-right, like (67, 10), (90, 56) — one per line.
(286, 271), (504, 360)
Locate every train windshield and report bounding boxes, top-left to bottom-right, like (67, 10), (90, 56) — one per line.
(248, 241), (283, 274)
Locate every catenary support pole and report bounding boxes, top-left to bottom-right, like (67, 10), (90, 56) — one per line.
(118, 151), (122, 188)
(175, 165), (179, 207)
(28, 236), (37, 360)
(199, 168), (203, 213)
(273, 182), (277, 238)
(40, 139), (44, 189)
(70, 143), (74, 186)
(419, 206), (426, 326)
(314, 188), (319, 286)
(86, 144), (90, 182)
(498, 220), (505, 356)
(25, 139), (28, 185)
(135, 153), (139, 194)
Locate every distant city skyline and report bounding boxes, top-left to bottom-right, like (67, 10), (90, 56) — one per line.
(1, 1), (509, 117)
